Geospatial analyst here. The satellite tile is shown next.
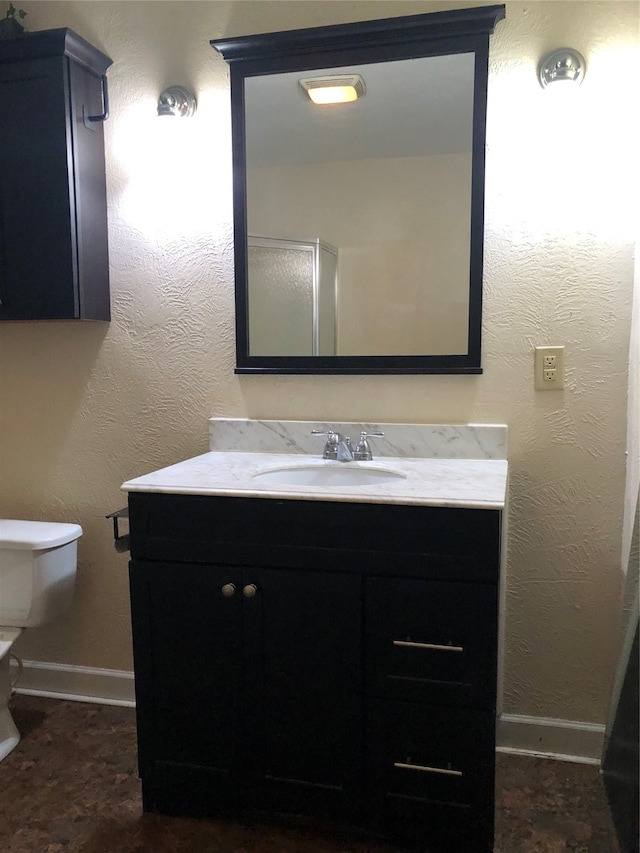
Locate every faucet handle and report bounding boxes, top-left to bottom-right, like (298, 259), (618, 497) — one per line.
(354, 431), (384, 461)
(311, 429), (342, 460)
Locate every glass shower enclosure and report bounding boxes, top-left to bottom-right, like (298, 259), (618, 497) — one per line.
(247, 236), (338, 357)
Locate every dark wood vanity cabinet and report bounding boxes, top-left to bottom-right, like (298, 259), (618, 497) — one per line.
(0, 29), (111, 321)
(128, 492), (502, 852)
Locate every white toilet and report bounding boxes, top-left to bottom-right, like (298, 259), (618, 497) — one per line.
(0, 519), (82, 761)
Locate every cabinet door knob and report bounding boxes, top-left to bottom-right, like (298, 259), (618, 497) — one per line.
(221, 583), (236, 597)
(243, 583), (258, 598)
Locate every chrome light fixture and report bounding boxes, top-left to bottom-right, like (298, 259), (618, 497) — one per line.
(157, 85), (197, 117)
(538, 49), (586, 88)
(299, 74), (366, 105)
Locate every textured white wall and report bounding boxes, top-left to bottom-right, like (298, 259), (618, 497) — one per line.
(0, 1), (638, 726)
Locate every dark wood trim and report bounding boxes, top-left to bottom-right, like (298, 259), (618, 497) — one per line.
(0, 28), (112, 75)
(212, 6), (506, 64)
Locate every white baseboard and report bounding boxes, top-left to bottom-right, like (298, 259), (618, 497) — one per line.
(9, 661), (605, 765)
(10, 658), (135, 708)
(497, 713), (605, 765)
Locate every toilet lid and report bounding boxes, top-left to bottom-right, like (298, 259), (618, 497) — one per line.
(0, 520), (83, 550)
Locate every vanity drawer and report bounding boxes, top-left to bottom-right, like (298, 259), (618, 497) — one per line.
(365, 577), (498, 708)
(365, 699), (495, 851)
(129, 492), (501, 582)
(366, 699), (495, 808)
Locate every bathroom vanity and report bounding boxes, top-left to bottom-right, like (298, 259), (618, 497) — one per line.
(123, 421), (507, 852)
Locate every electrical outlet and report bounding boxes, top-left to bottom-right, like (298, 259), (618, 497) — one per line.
(535, 346), (565, 390)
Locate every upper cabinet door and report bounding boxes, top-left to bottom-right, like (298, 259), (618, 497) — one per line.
(0, 29), (112, 321)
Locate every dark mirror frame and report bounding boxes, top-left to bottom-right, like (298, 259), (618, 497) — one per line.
(212, 4), (505, 375)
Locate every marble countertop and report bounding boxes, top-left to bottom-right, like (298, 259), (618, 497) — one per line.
(121, 450), (508, 509)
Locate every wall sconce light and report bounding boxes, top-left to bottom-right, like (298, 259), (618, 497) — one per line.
(299, 74), (366, 105)
(157, 85), (197, 117)
(538, 49), (586, 88)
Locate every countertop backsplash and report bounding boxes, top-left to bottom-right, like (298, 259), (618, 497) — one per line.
(208, 418), (507, 460)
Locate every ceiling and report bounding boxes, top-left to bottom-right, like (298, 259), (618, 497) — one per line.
(245, 52), (476, 169)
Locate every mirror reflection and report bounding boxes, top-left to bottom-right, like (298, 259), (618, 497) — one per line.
(245, 53), (475, 358)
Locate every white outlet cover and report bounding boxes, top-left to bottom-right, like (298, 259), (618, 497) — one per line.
(535, 346), (565, 390)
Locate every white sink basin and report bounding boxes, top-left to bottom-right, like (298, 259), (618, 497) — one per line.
(252, 463), (407, 487)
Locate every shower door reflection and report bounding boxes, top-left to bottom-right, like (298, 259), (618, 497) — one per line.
(247, 236), (337, 357)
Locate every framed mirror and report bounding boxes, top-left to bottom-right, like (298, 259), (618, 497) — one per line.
(212, 5), (505, 374)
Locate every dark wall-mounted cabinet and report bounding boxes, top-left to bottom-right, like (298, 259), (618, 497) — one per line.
(0, 28), (112, 321)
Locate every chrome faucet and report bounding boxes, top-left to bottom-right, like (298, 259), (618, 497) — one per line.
(311, 429), (384, 462)
(311, 430), (352, 460)
(353, 431), (384, 461)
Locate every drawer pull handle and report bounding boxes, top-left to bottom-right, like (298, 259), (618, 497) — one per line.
(221, 583), (236, 598)
(243, 583), (258, 598)
(393, 640), (463, 652)
(394, 761), (463, 777)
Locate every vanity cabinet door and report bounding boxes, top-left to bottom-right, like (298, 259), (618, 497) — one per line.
(129, 561), (244, 812)
(243, 567), (362, 819)
(130, 559), (362, 819)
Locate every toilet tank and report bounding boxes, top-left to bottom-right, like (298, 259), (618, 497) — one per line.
(0, 520), (82, 627)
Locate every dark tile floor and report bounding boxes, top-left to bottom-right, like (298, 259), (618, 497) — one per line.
(0, 695), (621, 852)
